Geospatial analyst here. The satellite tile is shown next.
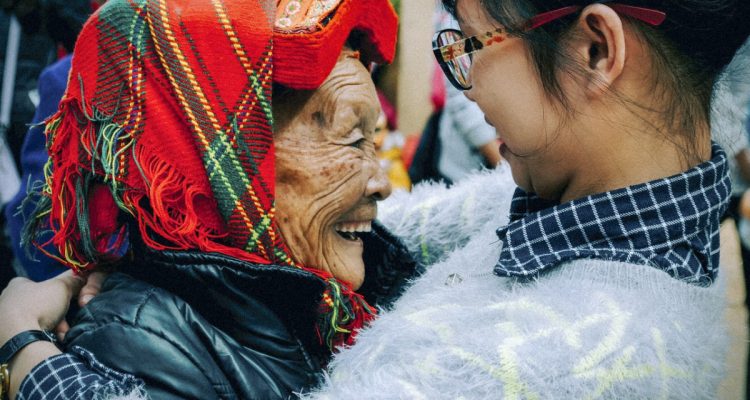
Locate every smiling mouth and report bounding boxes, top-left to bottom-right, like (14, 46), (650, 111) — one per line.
(334, 221), (372, 242)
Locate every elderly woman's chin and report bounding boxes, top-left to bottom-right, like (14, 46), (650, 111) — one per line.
(324, 226), (368, 289)
(279, 214), (375, 290)
(328, 218), (377, 288)
(278, 223), (369, 290)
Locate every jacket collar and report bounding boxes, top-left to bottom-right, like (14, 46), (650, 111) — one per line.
(495, 142), (731, 285)
(124, 235), (329, 360)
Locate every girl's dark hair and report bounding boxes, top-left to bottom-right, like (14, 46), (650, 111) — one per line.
(442, 0), (750, 161)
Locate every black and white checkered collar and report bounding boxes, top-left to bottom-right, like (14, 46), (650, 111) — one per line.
(495, 142), (731, 285)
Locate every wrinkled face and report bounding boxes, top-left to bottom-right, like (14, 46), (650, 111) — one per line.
(274, 53), (391, 289)
(457, 0), (572, 199)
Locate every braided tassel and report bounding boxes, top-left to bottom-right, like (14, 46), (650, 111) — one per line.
(317, 278), (377, 350)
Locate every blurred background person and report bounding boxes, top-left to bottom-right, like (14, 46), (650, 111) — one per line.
(0, 0), (96, 170)
(374, 91), (411, 191)
(1, 1), (104, 291)
(425, 7), (501, 185)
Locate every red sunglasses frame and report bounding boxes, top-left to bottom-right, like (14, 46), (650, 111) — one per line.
(433, 3), (666, 90)
(527, 4), (665, 29)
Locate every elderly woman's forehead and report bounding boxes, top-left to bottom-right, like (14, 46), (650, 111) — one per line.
(271, 54), (380, 132)
(314, 58), (379, 108)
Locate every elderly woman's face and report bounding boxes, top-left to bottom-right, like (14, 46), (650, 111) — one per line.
(274, 54), (391, 289)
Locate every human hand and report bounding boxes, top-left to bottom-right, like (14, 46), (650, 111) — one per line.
(0, 270), (85, 345)
(0, 271), (91, 399)
(54, 271), (109, 340)
(77, 271), (107, 307)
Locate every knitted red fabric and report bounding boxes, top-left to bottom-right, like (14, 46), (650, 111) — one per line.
(274, 0), (398, 90)
(28, 0), (395, 350)
(36, 0), (284, 268)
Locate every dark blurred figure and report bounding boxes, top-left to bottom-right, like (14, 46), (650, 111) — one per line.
(2, 0), (92, 52)
(1, 0), (92, 168)
(4, 55), (70, 283)
(0, 0), (95, 288)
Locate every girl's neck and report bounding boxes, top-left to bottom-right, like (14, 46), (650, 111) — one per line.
(557, 113), (711, 204)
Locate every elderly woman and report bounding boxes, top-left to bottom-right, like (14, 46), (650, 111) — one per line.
(0, 0), (419, 399)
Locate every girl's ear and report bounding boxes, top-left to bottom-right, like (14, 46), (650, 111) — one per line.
(569, 4), (627, 99)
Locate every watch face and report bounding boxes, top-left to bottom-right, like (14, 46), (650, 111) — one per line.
(0, 363), (9, 398)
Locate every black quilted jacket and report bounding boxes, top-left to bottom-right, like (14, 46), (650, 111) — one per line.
(64, 222), (420, 400)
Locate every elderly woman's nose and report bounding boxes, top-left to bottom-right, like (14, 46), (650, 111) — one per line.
(366, 163), (392, 200)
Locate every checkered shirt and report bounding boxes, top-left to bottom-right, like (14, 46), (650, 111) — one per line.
(17, 346), (146, 400)
(495, 143), (731, 286)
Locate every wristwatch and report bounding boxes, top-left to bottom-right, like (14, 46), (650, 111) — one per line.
(0, 330), (57, 400)
(0, 364), (8, 400)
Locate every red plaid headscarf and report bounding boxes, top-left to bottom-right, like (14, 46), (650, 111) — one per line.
(27, 0), (398, 349)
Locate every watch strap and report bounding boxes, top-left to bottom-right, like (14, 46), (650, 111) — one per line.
(0, 330), (57, 365)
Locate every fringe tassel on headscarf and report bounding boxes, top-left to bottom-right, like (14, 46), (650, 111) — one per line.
(24, 94), (228, 270)
(317, 278), (377, 349)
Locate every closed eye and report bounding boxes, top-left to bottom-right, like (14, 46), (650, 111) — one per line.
(346, 126), (368, 150)
(350, 137), (367, 149)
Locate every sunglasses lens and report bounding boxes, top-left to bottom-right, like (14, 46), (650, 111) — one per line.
(437, 30), (472, 89)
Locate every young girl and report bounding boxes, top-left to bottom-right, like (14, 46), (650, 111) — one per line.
(306, 0), (750, 398)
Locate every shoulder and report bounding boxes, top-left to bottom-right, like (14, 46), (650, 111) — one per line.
(39, 55), (72, 95)
(65, 273), (224, 397)
(382, 165), (514, 213)
(65, 272), (322, 399)
(67, 272), (200, 343)
(70, 272), (194, 329)
(550, 258), (726, 306)
(378, 166), (514, 260)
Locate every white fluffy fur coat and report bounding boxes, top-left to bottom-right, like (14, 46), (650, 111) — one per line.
(303, 167), (729, 400)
